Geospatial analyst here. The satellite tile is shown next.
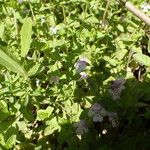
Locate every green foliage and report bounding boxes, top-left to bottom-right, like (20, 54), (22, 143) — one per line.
(44, 117), (60, 136)
(133, 53), (150, 66)
(36, 106), (54, 121)
(0, 49), (27, 77)
(0, 0), (149, 149)
(20, 17), (32, 58)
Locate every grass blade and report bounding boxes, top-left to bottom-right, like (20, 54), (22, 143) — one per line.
(0, 49), (27, 77)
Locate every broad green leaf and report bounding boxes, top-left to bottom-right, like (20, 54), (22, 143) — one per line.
(0, 134), (5, 148)
(117, 24), (124, 32)
(44, 117), (60, 136)
(0, 116), (15, 134)
(64, 100), (72, 113)
(0, 49), (27, 77)
(0, 100), (10, 122)
(115, 49), (127, 60)
(133, 53), (150, 66)
(115, 40), (125, 49)
(27, 63), (43, 76)
(17, 121), (28, 133)
(21, 106), (35, 122)
(103, 56), (117, 66)
(20, 17), (32, 57)
(5, 135), (16, 149)
(0, 87), (9, 95)
(0, 100), (8, 113)
(86, 16), (99, 24)
(36, 106), (54, 121)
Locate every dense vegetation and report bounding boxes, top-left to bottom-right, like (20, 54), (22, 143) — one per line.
(0, 0), (150, 149)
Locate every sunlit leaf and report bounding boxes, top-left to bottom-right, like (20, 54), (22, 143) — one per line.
(20, 17), (32, 57)
(86, 16), (99, 24)
(133, 53), (150, 66)
(27, 63), (44, 76)
(0, 100), (10, 122)
(36, 106), (54, 121)
(103, 56), (117, 66)
(0, 49), (27, 77)
(0, 116), (15, 134)
(0, 23), (4, 39)
(44, 117), (60, 136)
(115, 49), (127, 60)
(5, 135), (16, 149)
(0, 87), (9, 95)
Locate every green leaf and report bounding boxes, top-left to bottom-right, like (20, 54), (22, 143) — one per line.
(0, 87), (9, 95)
(0, 100), (10, 123)
(44, 117), (60, 136)
(20, 105), (35, 122)
(16, 121), (28, 133)
(115, 49), (127, 60)
(1, 127), (17, 149)
(117, 24), (124, 32)
(86, 16), (99, 24)
(27, 63), (44, 76)
(5, 135), (16, 149)
(0, 23), (4, 39)
(0, 49), (27, 77)
(103, 56), (117, 66)
(133, 53), (150, 66)
(36, 106), (54, 121)
(20, 17), (32, 57)
(0, 116), (15, 134)
(0, 100), (8, 113)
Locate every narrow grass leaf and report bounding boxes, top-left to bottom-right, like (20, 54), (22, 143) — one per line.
(0, 49), (27, 77)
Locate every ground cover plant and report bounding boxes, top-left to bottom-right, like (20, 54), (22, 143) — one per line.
(0, 0), (150, 149)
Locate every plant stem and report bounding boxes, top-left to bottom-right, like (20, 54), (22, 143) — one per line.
(117, 0), (150, 26)
(29, 3), (35, 22)
(84, 2), (88, 19)
(102, 0), (111, 23)
(13, 11), (19, 38)
(62, 5), (67, 25)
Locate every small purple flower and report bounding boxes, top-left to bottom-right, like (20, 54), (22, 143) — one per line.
(74, 57), (89, 73)
(74, 120), (88, 135)
(78, 72), (89, 81)
(108, 79), (125, 100)
(49, 76), (59, 85)
(108, 112), (118, 127)
(88, 103), (107, 122)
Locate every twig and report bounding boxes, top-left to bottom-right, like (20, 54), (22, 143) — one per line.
(102, 0), (111, 23)
(117, 0), (150, 26)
